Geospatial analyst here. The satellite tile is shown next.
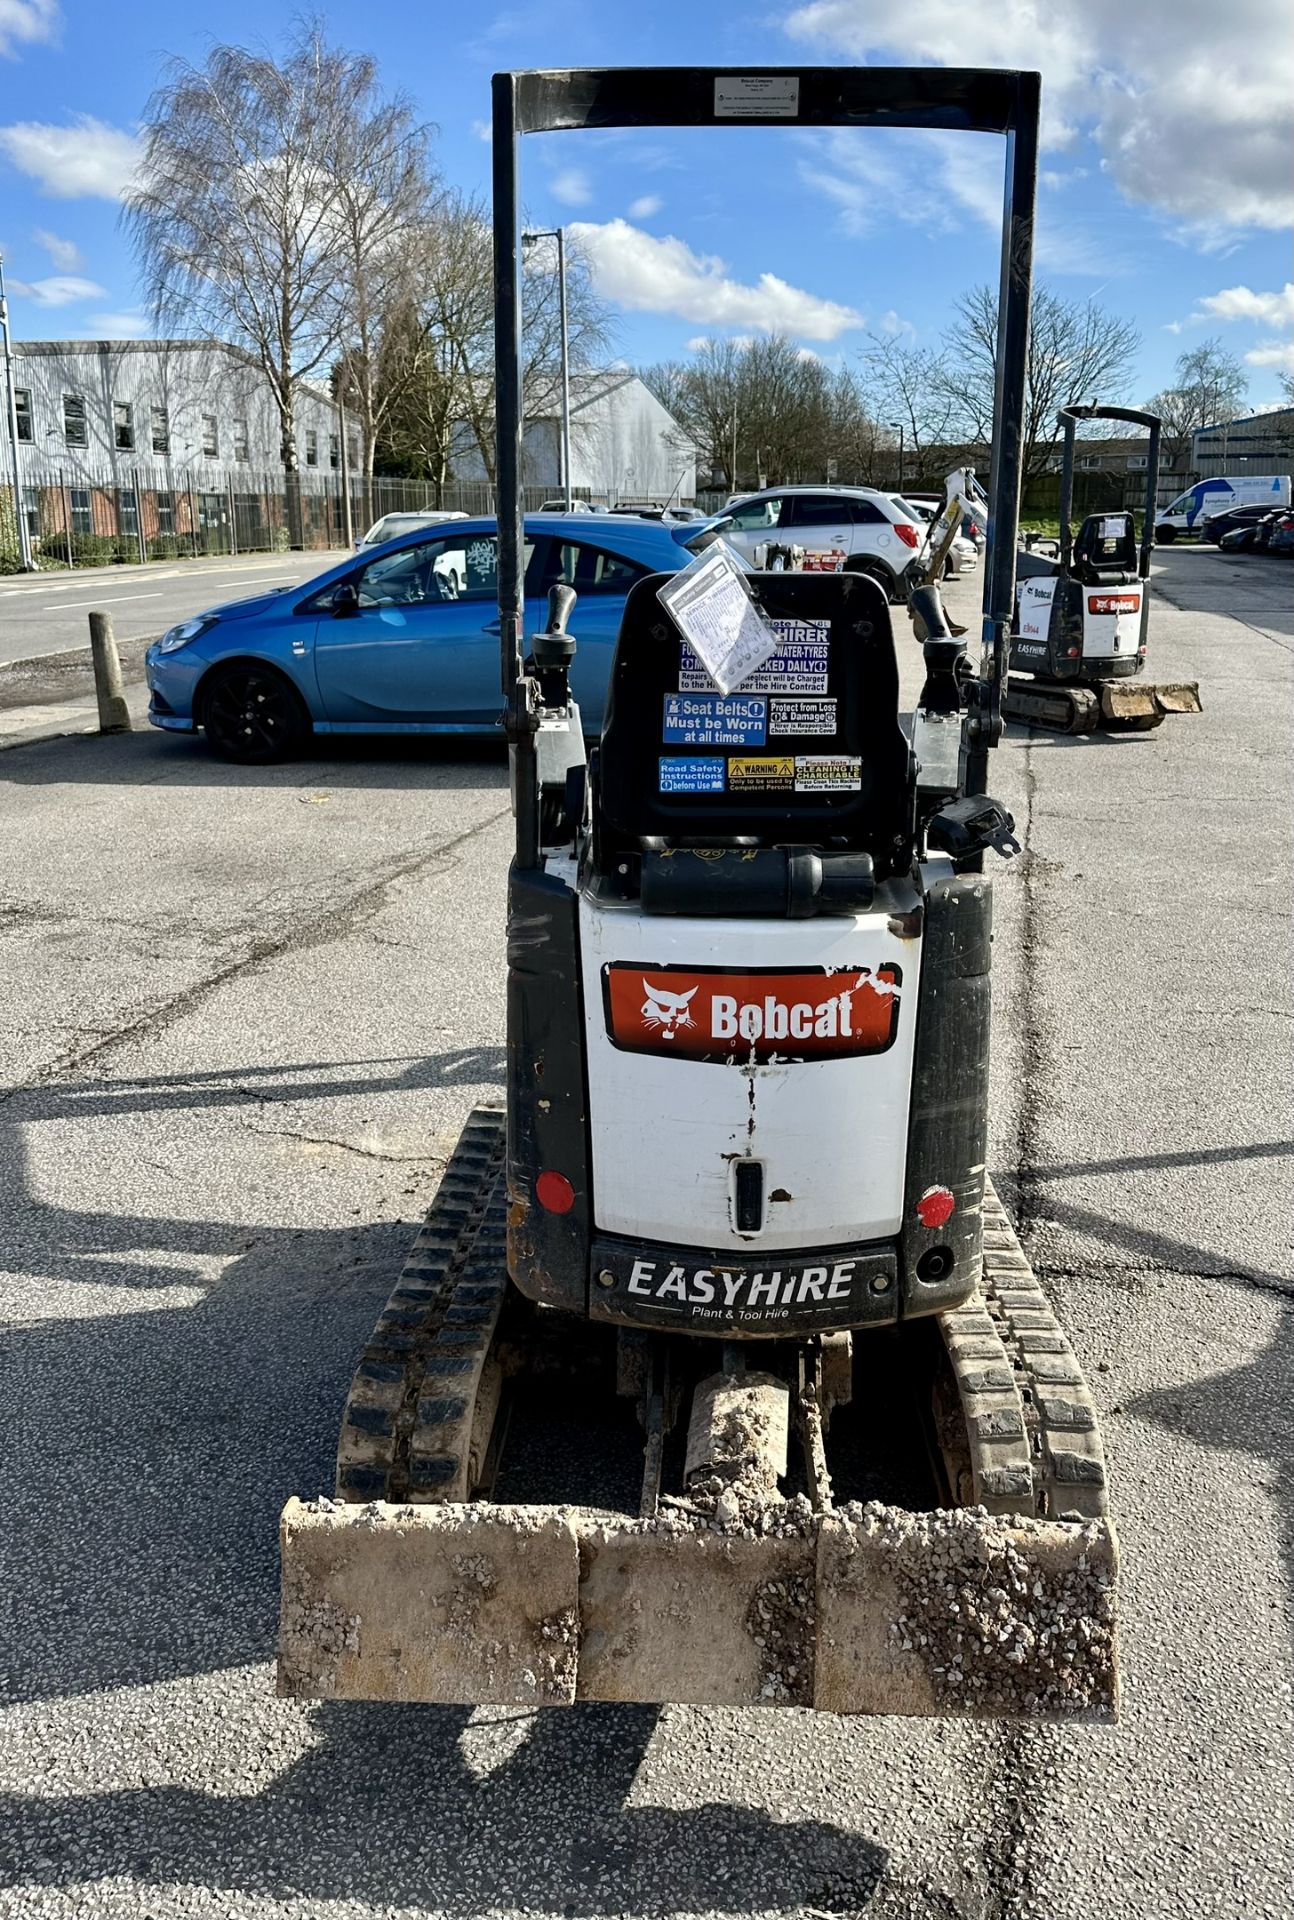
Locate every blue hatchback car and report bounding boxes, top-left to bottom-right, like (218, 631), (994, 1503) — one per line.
(146, 513), (699, 762)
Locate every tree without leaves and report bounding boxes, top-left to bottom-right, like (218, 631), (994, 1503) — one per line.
(326, 73), (439, 509)
(1145, 337), (1250, 474)
(942, 285), (1141, 486)
(637, 336), (879, 491)
(863, 333), (959, 472)
(374, 195), (613, 488)
(125, 26), (437, 527)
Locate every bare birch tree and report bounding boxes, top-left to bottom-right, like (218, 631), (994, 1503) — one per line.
(943, 285), (1141, 485)
(125, 26), (438, 535)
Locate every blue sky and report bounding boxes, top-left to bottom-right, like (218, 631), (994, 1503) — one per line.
(2, 0), (1291, 408)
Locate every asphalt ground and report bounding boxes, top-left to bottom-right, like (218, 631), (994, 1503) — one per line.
(0, 549), (352, 670)
(0, 546), (1290, 1919)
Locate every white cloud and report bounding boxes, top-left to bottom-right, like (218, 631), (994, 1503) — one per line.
(7, 272), (104, 306)
(550, 167), (592, 208)
(33, 225), (80, 270)
(1174, 283), (1294, 380)
(0, 0), (58, 58)
(568, 219), (861, 341)
(801, 127), (1121, 275)
(83, 309), (150, 339)
(879, 309), (916, 339)
(628, 194), (662, 220)
(784, 0), (1294, 237)
(470, 118), (491, 143)
(0, 116), (142, 199)
(1195, 284), (1294, 330)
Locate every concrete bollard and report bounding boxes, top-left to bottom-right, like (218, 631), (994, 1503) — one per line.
(88, 611), (132, 734)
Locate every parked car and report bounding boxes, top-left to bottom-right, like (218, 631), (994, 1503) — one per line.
(1221, 510), (1294, 554)
(1200, 503), (1275, 544)
(356, 509), (469, 551)
(537, 499), (597, 513)
(699, 484), (924, 599)
(145, 514), (701, 762)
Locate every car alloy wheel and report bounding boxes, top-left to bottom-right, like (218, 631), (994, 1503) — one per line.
(203, 664), (306, 764)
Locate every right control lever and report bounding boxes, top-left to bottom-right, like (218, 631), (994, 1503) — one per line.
(927, 794), (1021, 861)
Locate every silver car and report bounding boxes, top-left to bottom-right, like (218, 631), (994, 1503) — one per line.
(711, 484), (924, 601)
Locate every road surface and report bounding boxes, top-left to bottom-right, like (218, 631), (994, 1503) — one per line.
(0, 549), (351, 667)
(0, 545), (1289, 1919)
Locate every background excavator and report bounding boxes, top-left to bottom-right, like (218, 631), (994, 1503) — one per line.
(1006, 404), (1202, 733)
(277, 64), (1120, 1722)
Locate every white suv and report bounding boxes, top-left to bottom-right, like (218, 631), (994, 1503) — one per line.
(713, 485), (923, 599)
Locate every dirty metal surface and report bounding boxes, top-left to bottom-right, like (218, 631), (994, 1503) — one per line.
(278, 1495), (1118, 1719)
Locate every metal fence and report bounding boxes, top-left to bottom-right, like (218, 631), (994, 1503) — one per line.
(0, 466), (567, 571)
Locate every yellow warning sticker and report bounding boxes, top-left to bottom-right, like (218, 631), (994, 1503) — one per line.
(727, 755), (795, 791)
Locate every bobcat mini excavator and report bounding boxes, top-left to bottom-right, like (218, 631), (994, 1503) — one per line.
(279, 66), (1119, 1721)
(1006, 404), (1201, 733)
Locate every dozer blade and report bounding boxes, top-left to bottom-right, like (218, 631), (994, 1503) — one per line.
(280, 1498), (1118, 1719)
(1096, 679), (1202, 730)
(1151, 680), (1202, 715)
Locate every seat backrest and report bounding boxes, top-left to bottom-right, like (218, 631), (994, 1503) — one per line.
(1072, 510), (1138, 583)
(595, 569), (912, 867)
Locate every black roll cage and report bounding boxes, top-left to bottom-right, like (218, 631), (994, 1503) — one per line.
(1056, 403), (1162, 579)
(493, 65), (1041, 862)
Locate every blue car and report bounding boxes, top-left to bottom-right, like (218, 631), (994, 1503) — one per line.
(145, 513), (701, 762)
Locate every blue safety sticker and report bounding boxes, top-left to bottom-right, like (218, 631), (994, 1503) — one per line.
(659, 756), (726, 794)
(662, 693), (767, 747)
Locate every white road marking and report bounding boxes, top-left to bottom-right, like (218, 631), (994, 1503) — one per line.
(39, 592), (166, 611)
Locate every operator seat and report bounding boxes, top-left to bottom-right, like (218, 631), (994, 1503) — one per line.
(593, 570), (915, 907)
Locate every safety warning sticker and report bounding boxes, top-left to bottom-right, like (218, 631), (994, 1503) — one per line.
(768, 697), (837, 737)
(727, 755), (794, 792)
(794, 755), (862, 792)
(659, 756), (725, 794)
(662, 693), (767, 748)
(679, 618), (830, 695)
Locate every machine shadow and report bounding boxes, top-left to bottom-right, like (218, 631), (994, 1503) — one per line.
(0, 727), (510, 790)
(0, 1702), (887, 1914)
(1, 1050), (503, 1704)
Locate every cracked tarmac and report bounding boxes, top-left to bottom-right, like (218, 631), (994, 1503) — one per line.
(0, 547), (1290, 1919)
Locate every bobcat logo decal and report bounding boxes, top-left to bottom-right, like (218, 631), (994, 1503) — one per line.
(640, 978), (698, 1039)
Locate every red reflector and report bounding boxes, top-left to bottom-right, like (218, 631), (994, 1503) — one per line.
(894, 521), (921, 548)
(916, 1185), (956, 1229)
(536, 1170), (576, 1214)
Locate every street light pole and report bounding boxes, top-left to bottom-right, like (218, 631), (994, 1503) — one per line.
(0, 253), (36, 571)
(888, 420), (905, 493)
(522, 228), (572, 512)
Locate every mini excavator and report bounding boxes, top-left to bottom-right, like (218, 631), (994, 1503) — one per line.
(1006, 404), (1201, 733)
(279, 65), (1120, 1722)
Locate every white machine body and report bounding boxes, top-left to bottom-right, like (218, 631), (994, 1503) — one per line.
(578, 875), (924, 1253)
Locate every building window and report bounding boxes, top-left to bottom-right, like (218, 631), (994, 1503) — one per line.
(63, 394), (88, 447)
(69, 487), (92, 535)
(155, 490), (174, 534)
(304, 429), (318, 468)
(329, 433), (340, 471)
(1126, 455), (1147, 470)
(201, 414), (219, 459)
(117, 487), (139, 536)
(151, 405), (169, 454)
(233, 418), (249, 463)
(21, 486), (38, 537)
(113, 401), (134, 451)
(348, 434), (360, 471)
(14, 388), (33, 443)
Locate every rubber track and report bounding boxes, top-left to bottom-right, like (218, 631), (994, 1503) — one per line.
(335, 1106), (507, 1503)
(976, 1178), (1109, 1522)
(1003, 680), (1099, 734)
